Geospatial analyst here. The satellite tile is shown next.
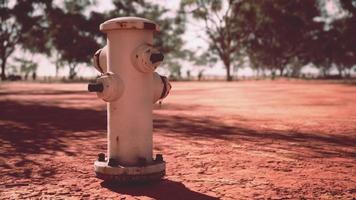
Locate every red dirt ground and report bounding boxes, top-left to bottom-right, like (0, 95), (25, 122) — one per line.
(0, 80), (355, 200)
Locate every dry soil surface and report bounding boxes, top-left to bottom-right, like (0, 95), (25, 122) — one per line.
(0, 80), (355, 200)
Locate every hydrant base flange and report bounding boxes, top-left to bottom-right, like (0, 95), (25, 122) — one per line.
(94, 161), (165, 183)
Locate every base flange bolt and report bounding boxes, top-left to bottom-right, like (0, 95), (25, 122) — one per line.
(98, 153), (105, 162)
(155, 154), (164, 162)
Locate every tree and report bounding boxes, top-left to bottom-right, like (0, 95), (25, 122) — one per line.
(49, 0), (188, 79)
(180, 0), (240, 81)
(45, 0), (100, 79)
(0, 1), (20, 80)
(234, 0), (355, 79)
(0, 0), (51, 80)
(235, 0), (321, 77)
(305, 0), (356, 78)
(6, 0), (187, 80)
(333, 0), (356, 77)
(186, 50), (217, 80)
(309, 27), (338, 77)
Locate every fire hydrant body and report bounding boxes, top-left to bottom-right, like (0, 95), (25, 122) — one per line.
(88, 17), (171, 182)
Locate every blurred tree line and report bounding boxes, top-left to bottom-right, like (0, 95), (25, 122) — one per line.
(0, 0), (355, 81)
(181, 0), (355, 81)
(0, 0), (186, 80)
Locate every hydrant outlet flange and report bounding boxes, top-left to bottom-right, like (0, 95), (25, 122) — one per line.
(132, 44), (164, 73)
(96, 73), (124, 102)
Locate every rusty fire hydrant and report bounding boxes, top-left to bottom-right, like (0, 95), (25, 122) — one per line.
(88, 17), (171, 182)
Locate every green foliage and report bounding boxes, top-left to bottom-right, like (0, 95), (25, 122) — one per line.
(235, 0), (355, 78)
(45, 0), (100, 79)
(235, 0), (321, 76)
(1, 0), (187, 80)
(0, 1), (19, 80)
(180, 0), (355, 79)
(332, 0), (356, 77)
(0, 0), (51, 80)
(2, 0), (355, 80)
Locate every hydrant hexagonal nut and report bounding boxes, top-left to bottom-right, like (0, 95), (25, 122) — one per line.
(150, 53), (164, 64)
(93, 47), (108, 73)
(88, 83), (104, 92)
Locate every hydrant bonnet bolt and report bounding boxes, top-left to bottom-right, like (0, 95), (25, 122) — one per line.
(98, 153), (105, 162)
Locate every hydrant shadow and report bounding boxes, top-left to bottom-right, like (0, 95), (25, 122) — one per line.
(100, 179), (220, 200)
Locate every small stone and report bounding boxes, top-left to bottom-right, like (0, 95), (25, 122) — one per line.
(46, 190), (57, 195)
(82, 193), (90, 197)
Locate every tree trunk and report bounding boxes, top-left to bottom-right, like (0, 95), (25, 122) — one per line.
(225, 62), (232, 82)
(262, 69), (266, 78)
(322, 68), (328, 77)
(337, 67), (343, 78)
(345, 68), (351, 78)
(69, 64), (77, 80)
(279, 67), (284, 76)
(56, 65), (59, 77)
(255, 69), (260, 78)
(1, 58), (6, 81)
(271, 69), (276, 80)
(226, 67), (232, 81)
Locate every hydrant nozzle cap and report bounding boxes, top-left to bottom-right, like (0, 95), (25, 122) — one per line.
(100, 17), (160, 32)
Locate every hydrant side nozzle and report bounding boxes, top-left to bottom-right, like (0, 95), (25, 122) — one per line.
(93, 46), (108, 73)
(153, 72), (171, 103)
(132, 44), (164, 73)
(159, 75), (167, 99)
(88, 83), (104, 92)
(93, 49), (104, 73)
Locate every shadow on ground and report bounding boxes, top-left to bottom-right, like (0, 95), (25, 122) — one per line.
(0, 100), (106, 158)
(154, 101), (356, 159)
(101, 179), (219, 200)
(1, 99), (355, 162)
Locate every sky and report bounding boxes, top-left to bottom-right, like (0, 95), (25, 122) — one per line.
(8, 0), (344, 78)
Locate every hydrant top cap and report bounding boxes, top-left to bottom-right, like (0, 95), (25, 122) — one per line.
(100, 17), (159, 32)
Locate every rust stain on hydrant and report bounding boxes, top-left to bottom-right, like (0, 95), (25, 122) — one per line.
(88, 17), (171, 183)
